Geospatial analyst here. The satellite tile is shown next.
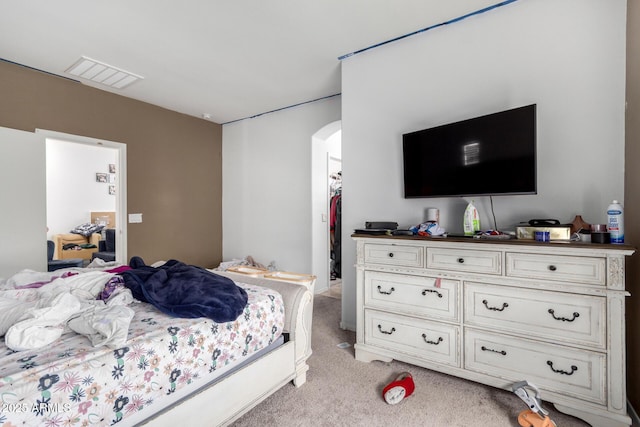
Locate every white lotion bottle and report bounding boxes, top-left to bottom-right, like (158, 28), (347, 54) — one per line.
(607, 200), (624, 244)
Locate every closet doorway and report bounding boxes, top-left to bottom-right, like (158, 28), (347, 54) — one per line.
(311, 121), (341, 298)
(328, 161), (341, 285)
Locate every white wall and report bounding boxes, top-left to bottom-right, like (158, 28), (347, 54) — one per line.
(46, 138), (117, 239)
(222, 96), (341, 274)
(340, 0), (627, 329)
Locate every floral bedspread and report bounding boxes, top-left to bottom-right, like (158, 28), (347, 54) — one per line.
(0, 283), (284, 426)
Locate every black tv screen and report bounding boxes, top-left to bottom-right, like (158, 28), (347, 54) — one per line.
(402, 104), (537, 198)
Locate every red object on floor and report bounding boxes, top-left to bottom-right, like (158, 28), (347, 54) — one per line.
(517, 410), (556, 427)
(382, 372), (415, 405)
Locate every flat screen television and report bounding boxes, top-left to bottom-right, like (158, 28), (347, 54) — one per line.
(402, 104), (537, 198)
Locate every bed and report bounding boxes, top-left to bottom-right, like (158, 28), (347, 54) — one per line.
(0, 262), (314, 427)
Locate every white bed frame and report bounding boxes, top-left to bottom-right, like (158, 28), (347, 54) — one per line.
(135, 271), (315, 427)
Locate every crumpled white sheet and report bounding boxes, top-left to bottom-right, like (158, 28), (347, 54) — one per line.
(1, 270), (135, 351)
(0, 297), (31, 336)
(216, 255), (269, 271)
(5, 291), (81, 351)
(67, 303), (134, 348)
(86, 257), (122, 269)
(2, 269), (64, 289)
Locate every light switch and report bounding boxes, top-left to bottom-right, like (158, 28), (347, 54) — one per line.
(129, 213), (143, 223)
(321, 213), (327, 222)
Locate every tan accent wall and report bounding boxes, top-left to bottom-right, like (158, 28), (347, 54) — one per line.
(0, 60), (223, 268)
(627, 0), (640, 413)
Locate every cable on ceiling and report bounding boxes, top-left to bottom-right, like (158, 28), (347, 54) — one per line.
(222, 93), (341, 125)
(338, 0), (520, 61)
(224, 1), (519, 124)
(0, 57), (80, 83)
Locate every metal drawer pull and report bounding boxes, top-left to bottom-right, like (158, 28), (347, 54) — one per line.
(388, 252), (394, 257)
(548, 309), (580, 322)
(547, 361), (578, 375)
(548, 265), (557, 271)
(378, 325), (396, 335)
(482, 300), (509, 312)
(422, 288), (443, 298)
(481, 346), (506, 356)
(422, 334), (443, 345)
(457, 258), (465, 263)
(377, 285), (395, 295)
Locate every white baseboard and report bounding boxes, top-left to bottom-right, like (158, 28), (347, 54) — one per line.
(340, 321), (355, 331)
(314, 283), (329, 294)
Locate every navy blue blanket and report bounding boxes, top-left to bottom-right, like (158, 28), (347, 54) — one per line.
(120, 257), (248, 323)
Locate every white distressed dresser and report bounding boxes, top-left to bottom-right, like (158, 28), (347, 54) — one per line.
(353, 234), (635, 427)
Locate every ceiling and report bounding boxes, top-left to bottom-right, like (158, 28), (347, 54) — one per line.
(1, 0), (502, 124)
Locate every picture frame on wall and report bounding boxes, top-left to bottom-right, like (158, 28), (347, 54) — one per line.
(109, 185), (116, 195)
(96, 173), (108, 183)
(109, 164), (116, 174)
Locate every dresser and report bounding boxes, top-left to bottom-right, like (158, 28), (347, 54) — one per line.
(353, 234), (634, 427)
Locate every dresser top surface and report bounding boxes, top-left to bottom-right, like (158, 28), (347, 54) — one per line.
(352, 233), (635, 254)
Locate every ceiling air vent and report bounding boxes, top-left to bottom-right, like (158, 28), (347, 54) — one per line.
(65, 56), (143, 89)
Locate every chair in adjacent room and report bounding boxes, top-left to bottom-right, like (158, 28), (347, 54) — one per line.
(47, 240), (83, 271)
(54, 232), (101, 260)
(91, 228), (116, 262)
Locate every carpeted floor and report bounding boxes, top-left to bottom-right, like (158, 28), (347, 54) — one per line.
(231, 293), (590, 426)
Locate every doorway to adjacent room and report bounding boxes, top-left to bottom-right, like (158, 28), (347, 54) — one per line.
(40, 129), (128, 265)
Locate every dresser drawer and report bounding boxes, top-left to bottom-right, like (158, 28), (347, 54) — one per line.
(465, 329), (605, 404)
(426, 248), (501, 275)
(464, 282), (605, 349)
(506, 252), (606, 286)
(365, 309), (459, 367)
(364, 243), (424, 268)
(365, 271), (459, 321)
